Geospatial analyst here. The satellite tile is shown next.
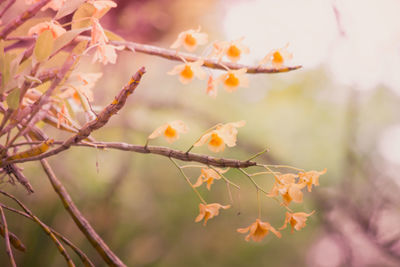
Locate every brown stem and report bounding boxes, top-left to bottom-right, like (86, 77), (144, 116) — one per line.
(0, 204), (95, 267)
(0, 190), (75, 267)
(0, 205), (16, 267)
(40, 159), (126, 267)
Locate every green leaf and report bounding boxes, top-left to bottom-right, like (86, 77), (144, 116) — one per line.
(71, 3), (95, 29)
(55, 0), (87, 20)
(6, 88), (20, 110)
(34, 30), (54, 62)
(52, 27), (90, 55)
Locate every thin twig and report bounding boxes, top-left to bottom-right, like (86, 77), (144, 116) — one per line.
(0, 205), (16, 267)
(0, 190), (75, 267)
(0, 204), (94, 267)
(40, 159), (126, 267)
(238, 168), (269, 195)
(4, 141), (258, 168)
(109, 40), (302, 74)
(170, 158), (207, 204)
(0, 0), (16, 19)
(0, 0), (51, 39)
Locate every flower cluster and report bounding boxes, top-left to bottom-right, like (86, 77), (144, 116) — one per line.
(168, 28), (293, 97)
(147, 119), (325, 242)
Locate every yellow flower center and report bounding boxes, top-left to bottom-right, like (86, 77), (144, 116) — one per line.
(209, 133), (223, 147)
(272, 51), (284, 64)
(164, 125), (177, 138)
(224, 73), (239, 87)
(180, 65), (194, 80)
(253, 225), (267, 239)
(184, 34), (197, 47)
(227, 45), (241, 59)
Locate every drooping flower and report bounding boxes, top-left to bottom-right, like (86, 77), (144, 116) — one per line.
(88, 0), (117, 17)
(218, 68), (249, 92)
(237, 219), (281, 242)
(193, 167), (229, 190)
(298, 168), (326, 192)
(259, 44), (293, 68)
(59, 72), (103, 105)
(194, 121), (246, 153)
(170, 27), (208, 52)
(28, 20), (66, 39)
(267, 173), (306, 206)
(90, 18), (124, 65)
(279, 211), (315, 233)
(195, 203), (230, 226)
(167, 60), (206, 84)
(148, 120), (189, 143)
(211, 37), (250, 63)
(206, 75), (218, 98)
(92, 43), (124, 65)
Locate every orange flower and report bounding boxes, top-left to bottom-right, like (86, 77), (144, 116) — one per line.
(148, 120), (189, 143)
(279, 211), (315, 233)
(59, 72), (103, 105)
(194, 121), (246, 153)
(90, 17), (123, 65)
(218, 68), (248, 92)
(167, 60), (206, 84)
(28, 20), (66, 39)
(211, 37), (250, 63)
(259, 44), (293, 68)
(92, 43), (124, 65)
(237, 219), (281, 242)
(298, 168), (326, 192)
(88, 0), (117, 17)
(267, 173), (306, 206)
(170, 27), (208, 52)
(193, 167), (229, 190)
(195, 203), (230, 226)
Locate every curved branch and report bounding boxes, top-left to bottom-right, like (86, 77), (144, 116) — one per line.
(111, 40), (302, 74)
(41, 159), (126, 267)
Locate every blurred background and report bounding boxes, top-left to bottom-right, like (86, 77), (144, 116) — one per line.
(2, 0), (400, 266)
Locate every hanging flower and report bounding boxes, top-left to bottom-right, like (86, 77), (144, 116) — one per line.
(167, 60), (206, 84)
(90, 18), (124, 65)
(195, 203), (230, 226)
(193, 167), (229, 190)
(194, 121), (246, 153)
(206, 75), (218, 98)
(88, 0), (117, 17)
(59, 72), (103, 105)
(267, 173), (306, 206)
(218, 68), (248, 92)
(170, 27), (208, 52)
(298, 168), (326, 192)
(279, 211), (315, 233)
(237, 219), (281, 242)
(148, 120), (189, 143)
(259, 44), (293, 68)
(28, 20), (66, 39)
(211, 37), (250, 63)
